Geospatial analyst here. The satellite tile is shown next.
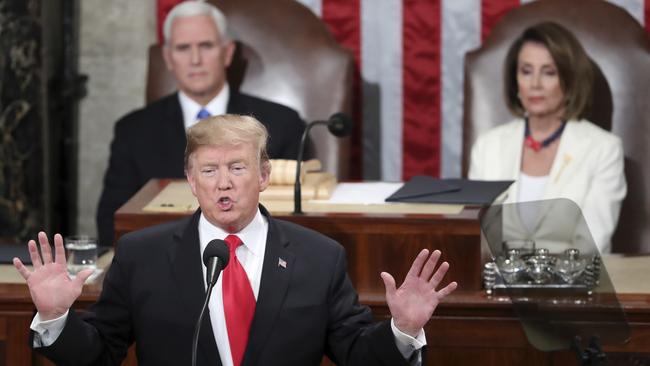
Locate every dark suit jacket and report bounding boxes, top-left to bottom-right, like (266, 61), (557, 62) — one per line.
(96, 92), (306, 246)
(38, 207), (412, 366)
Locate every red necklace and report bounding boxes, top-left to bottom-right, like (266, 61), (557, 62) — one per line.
(524, 118), (566, 152)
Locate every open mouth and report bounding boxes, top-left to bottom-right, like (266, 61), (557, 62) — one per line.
(217, 197), (234, 210)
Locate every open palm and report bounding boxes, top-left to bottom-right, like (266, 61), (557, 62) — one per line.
(13, 232), (93, 321)
(381, 249), (458, 337)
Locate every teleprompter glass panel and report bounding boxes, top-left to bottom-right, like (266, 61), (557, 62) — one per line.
(480, 199), (629, 352)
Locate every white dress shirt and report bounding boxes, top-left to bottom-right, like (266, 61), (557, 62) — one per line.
(178, 83), (230, 130)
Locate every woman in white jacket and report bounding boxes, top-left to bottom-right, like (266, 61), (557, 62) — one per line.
(469, 22), (626, 254)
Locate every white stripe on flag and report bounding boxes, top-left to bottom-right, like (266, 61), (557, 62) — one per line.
(361, 0), (403, 181)
(441, 0), (481, 178)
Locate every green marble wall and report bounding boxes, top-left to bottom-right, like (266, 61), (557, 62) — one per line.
(0, 0), (44, 242)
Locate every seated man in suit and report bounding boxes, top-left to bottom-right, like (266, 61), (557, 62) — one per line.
(14, 114), (457, 366)
(96, 1), (306, 246)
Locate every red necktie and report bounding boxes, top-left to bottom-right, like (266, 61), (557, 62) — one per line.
(222, 235), (256, 366)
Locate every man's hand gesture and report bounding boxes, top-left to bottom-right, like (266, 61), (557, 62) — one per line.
(381, 249), (458, 337)
(13, 232), (94, 321)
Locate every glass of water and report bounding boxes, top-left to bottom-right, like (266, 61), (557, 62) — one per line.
(64, 235), (98, 275)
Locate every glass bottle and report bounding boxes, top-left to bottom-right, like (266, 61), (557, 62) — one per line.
(497, 248), (527, 284)
(526, 248), (555, 284)
(555, 248), (588, 284)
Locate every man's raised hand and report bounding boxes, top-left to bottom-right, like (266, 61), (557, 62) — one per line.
(13, 232), (94, 320)
(381, 249), (458, 337)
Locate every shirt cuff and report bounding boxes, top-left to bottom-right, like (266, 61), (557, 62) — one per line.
(30, 310), (69, 348)
(390, 318), (427, 363)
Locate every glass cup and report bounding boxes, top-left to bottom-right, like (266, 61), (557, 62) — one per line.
(64, 235), (98, 275)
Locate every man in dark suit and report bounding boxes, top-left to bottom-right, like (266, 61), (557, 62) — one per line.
(14, 115), (458, 366)
(96, 1), (306, 246)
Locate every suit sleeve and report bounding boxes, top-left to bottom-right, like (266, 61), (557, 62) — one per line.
(468, 134), (486, 180)
(581, 136), (626, 253)
(325, 246), (414, 366)
(96, 118), (142, 247)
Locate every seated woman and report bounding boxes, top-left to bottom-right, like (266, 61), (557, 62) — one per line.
(469, 22), (626, 253)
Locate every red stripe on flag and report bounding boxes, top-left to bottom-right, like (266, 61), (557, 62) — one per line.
(645, 0), (650, 35)
(322, 0), (362, 179)
(402, 0), (441, 179)
(481, 0), (519, 42)
(157, 0), (184, 43)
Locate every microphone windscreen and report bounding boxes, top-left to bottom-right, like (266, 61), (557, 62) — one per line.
(202, 239), (230, 268)
(327, 113), (353, 137)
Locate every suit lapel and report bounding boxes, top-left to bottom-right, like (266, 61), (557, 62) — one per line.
(226, 91), (246, 114)
(168, 209), (222, 366)
(504, 121), (525, 203)
(243, 206), (295, 366)
(534, 121), (585, 233)
(543, 121), (583, 199)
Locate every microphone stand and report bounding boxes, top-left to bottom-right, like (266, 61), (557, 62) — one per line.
(293, 121), (328, 214)
(192, 281), (217, 366)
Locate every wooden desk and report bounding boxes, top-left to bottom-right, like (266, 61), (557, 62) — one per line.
(3, 280), (648, 365)
(48, 179), (638, 365)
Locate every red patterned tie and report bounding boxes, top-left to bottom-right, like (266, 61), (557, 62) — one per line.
(222, 235), (256, 366)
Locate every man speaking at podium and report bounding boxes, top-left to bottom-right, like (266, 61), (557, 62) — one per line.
(14, 115), (457, 366)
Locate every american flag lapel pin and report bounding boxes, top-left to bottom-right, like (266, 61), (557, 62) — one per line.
(278, 257), (287, 269)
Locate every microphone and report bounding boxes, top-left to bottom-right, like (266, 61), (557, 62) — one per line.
(293, 113), (353, 214)
(192, 239), (230, 366)
(202, 239), (230, 286)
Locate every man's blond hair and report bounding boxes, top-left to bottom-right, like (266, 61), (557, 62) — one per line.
(184, 114), (270, 172)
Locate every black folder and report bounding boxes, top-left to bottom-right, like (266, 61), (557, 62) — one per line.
(386, 176), (513, 205)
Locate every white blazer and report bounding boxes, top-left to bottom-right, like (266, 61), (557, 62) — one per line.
(469, 119), (626, 253)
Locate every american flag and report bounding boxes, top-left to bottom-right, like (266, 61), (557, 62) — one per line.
(278, 257), (287, 269)
(157, 0), (650, 180)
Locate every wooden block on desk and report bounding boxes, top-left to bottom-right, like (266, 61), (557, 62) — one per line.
(261, 172), (337, 200)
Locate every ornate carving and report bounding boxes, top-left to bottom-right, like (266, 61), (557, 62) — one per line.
(0, 0), (43, 242)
